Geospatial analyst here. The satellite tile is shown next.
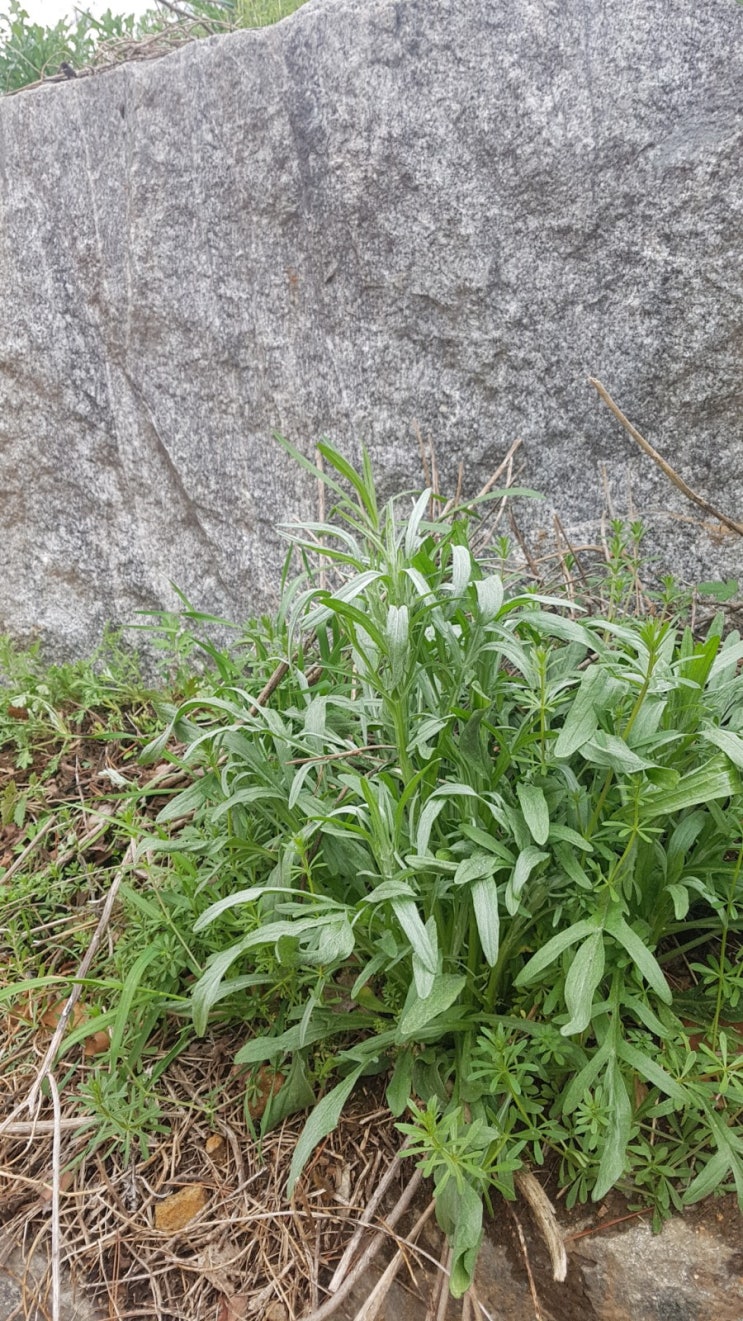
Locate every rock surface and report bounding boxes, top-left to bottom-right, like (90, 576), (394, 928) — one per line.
(331, 1198), (743, 1321)
(0, 0), (741, 658)
(0, 1230), (103, 1321)
(571, 1214), (743, 1321)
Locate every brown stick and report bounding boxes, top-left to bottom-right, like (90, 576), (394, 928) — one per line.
(328, 1148), (410, 1292)
(0, 816), (56, 885)
(515, 1170), (567, 1283)
(588, 378), (743, 537)
(350, 1200), (436, 1321)
(0, 838), (137, 1134)
(49, 1073), (62, 1321)
(509, 510), (540, 579)
(301, 1169), (423, 1321)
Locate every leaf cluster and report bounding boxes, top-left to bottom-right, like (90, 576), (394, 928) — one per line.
(146, 439), (743, 1293)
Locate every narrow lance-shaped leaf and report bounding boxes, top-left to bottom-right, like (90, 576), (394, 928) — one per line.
(475, 574), (504, 622)
(516, 783), (550, 845)
(506, 846), (550, 913)
(700, 725), (743, 769)
(450, 1181), (484, 1298)
(286, 1065), (366, 1196)
(581, 732), (658, 773)
(617, 1039), (688, 1104)
(404, 489), (433, 557)
(192, 939), (252, 1036)
(450, 545), (472, 597)
(453, 854), (498, 886)
(554, 666), (616, 759)
(640, 762), (739, 820)
(561, 931), (605, 1037)
(515, 919), (597, 988)
(397, 975), (467, 1038)
(562, 1038), (613, 1114)
(386, 604), (409, 688)
(605, 910), (672, 1004)
(415, 797), (446, 856)
(392, 900), (438, 974)
(470, 875), (500, 966)
(683, 1149), (733, 1207)
(592, 1057), (632, 1200)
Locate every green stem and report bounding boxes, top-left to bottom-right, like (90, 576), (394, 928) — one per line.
(711, 830), (743, 1051)
(391, 697), (414, 783)
(587, 632), (660, 840)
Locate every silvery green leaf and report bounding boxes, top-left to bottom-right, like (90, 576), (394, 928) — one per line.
(641, 762), (739, 819)
(386, 1048), (415, 1115)
(471, 875), (500, 966)
(549, 824), (593, 852)
(561, 931), (605, 1036)
(554, 667), (617, 759)
(512, 846), (550, 897)
(392, 899), (438, 973)
(286, 1065), (365, 1196)
(404, 489), (433, 556)
(475, 574), (504, 622)
(303, 570), (384, 631)
(397, 974), (467, 1037)
(303, 917), (355, 966)
(581, 732), (658, 773)
(700, 724), (743, 768)
(683, 1149), (734, 1206)
(412, 952), (436, 999)
(592, 1058), (632, 1200)
(617, 1039), (688, 1103)
(516, 783), (550, 845)
(288, 761), (314, 810)
(453, 854), (498, 886)
(604, 909), (672, 1003)
(515, 918), (597, 987)
(554, 843), (593, 890)
(193, 886), (270, 931)
(404, 565), (436, 601)
(191, 938), (253, 1035)
(518, 610), (593, 646)
(450, 545), (472, 597)
(386, 604), (409, 687)
(415, 796), (446, 856)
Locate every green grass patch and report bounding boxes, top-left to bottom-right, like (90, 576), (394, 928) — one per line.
(0, 0), (311, 93)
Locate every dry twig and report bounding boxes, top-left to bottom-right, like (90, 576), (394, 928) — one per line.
(301, 1168), (423, 1321)
(515, 1170), (567, 1282)
(350, 1199), (436, 1321)
(509, 1207), (543, 1321)
(589, 377), (743, 537)
(0, 837), (137, 1135)
(48, 1073), (61, 1321)
(0, 816), (56, 886)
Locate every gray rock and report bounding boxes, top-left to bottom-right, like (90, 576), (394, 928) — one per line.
(0, 1230), (103, 1321)
(571, 1215), (743, 1321)
(322, 1205), (743, 1321)
(0, 0), (741, 659)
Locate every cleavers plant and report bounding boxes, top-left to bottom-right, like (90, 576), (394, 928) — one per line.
(145, 440), (743, 1296)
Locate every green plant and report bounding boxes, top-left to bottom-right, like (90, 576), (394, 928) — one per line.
(0, 1), (148, 90)
(144, 440), (743, 1294)
(0, 0), (311, 94)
